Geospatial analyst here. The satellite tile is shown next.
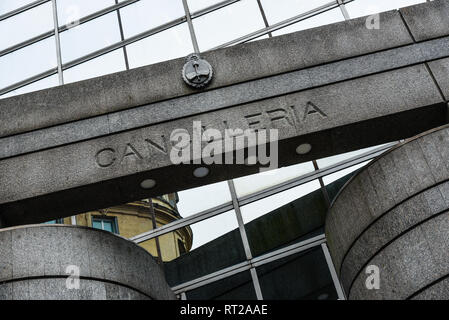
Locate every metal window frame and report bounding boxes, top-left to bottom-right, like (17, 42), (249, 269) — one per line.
(131, 141), (395, 244)
(0, 0), (354, 96)
(172, 234), (326, 294)
(0, 0), (386, 300)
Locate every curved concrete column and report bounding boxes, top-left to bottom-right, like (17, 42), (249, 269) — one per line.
(326, 124), (449, 300)
(0, 225), (175, 300)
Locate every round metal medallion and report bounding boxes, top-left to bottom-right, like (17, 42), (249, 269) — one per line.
(182, 53), (213, 89)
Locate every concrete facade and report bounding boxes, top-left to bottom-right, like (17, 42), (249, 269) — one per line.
(0, 225), (175, 300)
(326, 124), (449, 299)
(1, 1), (449, 226)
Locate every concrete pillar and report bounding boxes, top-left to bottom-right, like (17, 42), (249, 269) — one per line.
(0, 225), (175, 300)
(326, 124), (449, 299)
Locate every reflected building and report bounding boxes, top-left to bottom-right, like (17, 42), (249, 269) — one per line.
(46, 194), (192, 262)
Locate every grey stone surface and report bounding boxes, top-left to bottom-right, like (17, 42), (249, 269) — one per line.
(400, 0), (449, 42)
(326, 125), (449, 299)
(0, 64), (445, 226)
(412, 278), (449, 300)
(0, 225), (174, 300)
(349, 212), (449, 300)
(1, 278), (151, 300)
(428, 57), (449, 100)
(6, 34), (449, 160)
(0, 10), (412, 138)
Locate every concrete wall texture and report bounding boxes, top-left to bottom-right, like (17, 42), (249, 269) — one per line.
(326, 124), (449, 300)
(0, 225), (175, 300)
(2, 1), (449, 226)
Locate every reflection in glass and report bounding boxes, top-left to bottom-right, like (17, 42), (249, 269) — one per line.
(271, 7), (344, 36)
(0, 37), (56, 90)
(186, 271), (257, 300)
(177, 180), (232, 218)
(322, 160), (371, 185)
(257, 247), (338, 300)
(163, 210), (246, 286)
(63, 48), (126, 83)
(57, 0), (115, 27)
(345, 0), (426, 19)
(119, 0), (185, 38)
(0, 2), (53, 51)
(0, 74), (58, 99)
(126, 23), (193, 68)
(187, 0), (225, 13)
(240, 179), (321, 224)
(192, 0), (265, 50)
(60, 12), (121, 63)
(316, 143), (391, 169)
(233, 161), (315, 198)
(260, 0), (332, 25)
(0, 0), (37, 15)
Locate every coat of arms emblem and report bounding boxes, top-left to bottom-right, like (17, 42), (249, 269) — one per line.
(182, 53), (213, 89)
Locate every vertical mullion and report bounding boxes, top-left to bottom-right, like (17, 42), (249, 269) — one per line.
(337, 0), (350, 20)
(115, 0), (130, 70)
(149, 199), (164, 269)
(51, 0), (64, 84)
(321, 243), (346, 300)
(182, 0), (200, 53)
(256, 0), (272, 37)
(313, 160), (331, 207)
(227, 180), (263, 300)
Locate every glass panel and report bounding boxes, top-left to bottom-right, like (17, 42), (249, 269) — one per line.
(0, 0), (37, 15)
(119, 0), (185, 38)
(186, 271), (257, 300)
(316, 143), (392, 169)
(187, 0), (225, 13)
(57, 0), (115, 27)
(322, 160), (371, 185)
(0, 2), (53, 51)
(260, 0), (333, 25)
(241, 179), (321, 224)
(192, 0), (266, 51)
(176, 180), (232, 218)
(0, 37), (56, 90)
(102, 220), (114, 232)
(59, 12), (121, 63)
(242, 179), (325, 257)
(345, 0), (426, 19)
(0, 74), (58, 99)
(233, 161), (315, 198)
(257, 247), (338, 300)
(126, 23), (193, 69)
(63, 48), (126, 83)
(43, 220), (57, 224)
(92, 220), (102, 229)
(163, 210), (246, 286)
(272, 7), (344, 36)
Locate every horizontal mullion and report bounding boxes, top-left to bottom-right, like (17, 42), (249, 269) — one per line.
(210, 0), (339, 50)
(172, 261), (251, 293)
(0, 0), (140, 58)
(131, 201), (234, 243)
(0, 30), (54, 58)
(0, 68), (57, 96)
(238, 143), (396, 207)
(190, 0), (241, 19)
(172, 234), (326, 293)
(58, 0), (140, 32)
(0, 0), (50, 22)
